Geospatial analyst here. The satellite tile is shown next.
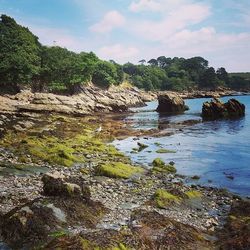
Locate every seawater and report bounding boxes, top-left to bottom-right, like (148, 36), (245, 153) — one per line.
(113, 95), (250, 197)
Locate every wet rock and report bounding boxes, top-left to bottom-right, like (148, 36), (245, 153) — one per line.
(156, 92), (188, 113)
(42, 172), (90, 199)
(202, 98), (245, 120)
(0, 196), (107, 249)
(218, 199), (250, 249)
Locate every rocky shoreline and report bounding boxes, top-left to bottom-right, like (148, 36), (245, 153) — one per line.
(0, 86), (156, 116)
(0, 85), (247, 117)
(0, 108), (249, 249)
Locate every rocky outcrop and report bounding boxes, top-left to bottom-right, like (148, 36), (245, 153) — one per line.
(42, 172), (90, 199)
(156, 92), (188, 113)
(0, 173), (105, 249)
(202, 98), (245, 120)
(0, 85), (150, 115)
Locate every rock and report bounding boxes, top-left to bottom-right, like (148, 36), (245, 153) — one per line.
(1, 196), (107, 249)
(41, 172), (90, 199)
(0, 86), (147, 115)
(156, 92), (188, 113)
(202, 98), (245, 120)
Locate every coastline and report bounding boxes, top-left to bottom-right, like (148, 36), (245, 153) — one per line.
(0, 101), (249, 248)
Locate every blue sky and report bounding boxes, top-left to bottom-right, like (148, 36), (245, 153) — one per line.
(1, 0), (250, 72)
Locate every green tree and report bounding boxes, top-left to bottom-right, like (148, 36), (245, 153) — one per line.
(199, 67), (219, 89)
(40, 47), (99, 93)
(157, 56), (171, 68)
(147, 58), (158, 66)
(216, 67), (229, 84)
(0, 15), (41, 92)
(92, 61), (118, 88)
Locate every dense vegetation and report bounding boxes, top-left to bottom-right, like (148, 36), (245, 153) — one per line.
(0, 15), (249, 94)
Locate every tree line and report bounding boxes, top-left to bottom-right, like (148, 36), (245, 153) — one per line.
(0, 15), (249, 94)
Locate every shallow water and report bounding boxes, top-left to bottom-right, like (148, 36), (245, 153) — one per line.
(113, 95), (250, 197)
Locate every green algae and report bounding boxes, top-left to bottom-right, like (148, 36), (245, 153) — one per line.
(0, 117), (129, 167)
(151, 158), (176, 174)
(154, 189), (181, 208)
(97, 162), (144, 179)
(137, 142), (148, 152)
(185, 190), (202, 199)
(155, 148), (176, 154)
(49, 230), (68, 238)
(152, 158), (165, 167)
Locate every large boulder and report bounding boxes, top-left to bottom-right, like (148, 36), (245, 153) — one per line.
(202, 98), (245, 120)
(156, 93), (188, 113)
(42, 172), (90, 199)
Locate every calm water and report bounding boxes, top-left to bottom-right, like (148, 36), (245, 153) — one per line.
(113, 95), (250, 197)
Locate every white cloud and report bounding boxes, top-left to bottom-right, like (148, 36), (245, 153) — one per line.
(129, 0), (190, 13)
(164, 28), (250, 54)
(97, 44), (139, 62)
(131, 3), (211, 42)
(90, 10), (125, 33)
(134, 27), (250, 72)
(129, 0), (162, 12)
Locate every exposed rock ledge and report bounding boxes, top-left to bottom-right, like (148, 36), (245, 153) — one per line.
(202, 98), (245, 120)
(0, 86), (156, 115)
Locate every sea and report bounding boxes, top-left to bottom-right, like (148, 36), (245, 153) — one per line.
(113, 95), (250, 197)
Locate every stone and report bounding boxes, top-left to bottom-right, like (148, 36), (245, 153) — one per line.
(156, 92), (188, 113)
(202, 98), (245, 120)
(41, 172), (90, 198)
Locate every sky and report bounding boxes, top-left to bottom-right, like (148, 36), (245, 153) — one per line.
(0, 0), (250, 72)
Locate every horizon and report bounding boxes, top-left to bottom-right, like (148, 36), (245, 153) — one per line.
(1, 0), (250, 72)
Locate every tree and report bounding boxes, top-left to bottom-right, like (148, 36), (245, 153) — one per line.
(0, 15), (41, 92)
(138, 59), (146, 65)
(199, 67), (219, 89)
(157, 56), (171, 68)
(39, 47), (99, 93)
(216, 67), (229, 84)
(147, 59), (158, 66)
(181, 56), (208, 83)
(92, 61), (118, 88)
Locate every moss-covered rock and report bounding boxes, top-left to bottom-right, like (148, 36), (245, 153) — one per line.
(152, 158), (176, 174)
(154, 189), (181, 208)
(0, 117), (129, 168)
(152, 158), (165, 167)
(137, 142), (148, 152)
(185, 190), (202, 199)
(97, 162), (144, 179)
(156, 148), (176, 154)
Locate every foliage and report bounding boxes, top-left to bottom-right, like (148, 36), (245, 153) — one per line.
(0, 14), (248, 93)
(0, 15), (41, 92)
(92, 61), (120, 87)
(227, 74), (250, 90)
